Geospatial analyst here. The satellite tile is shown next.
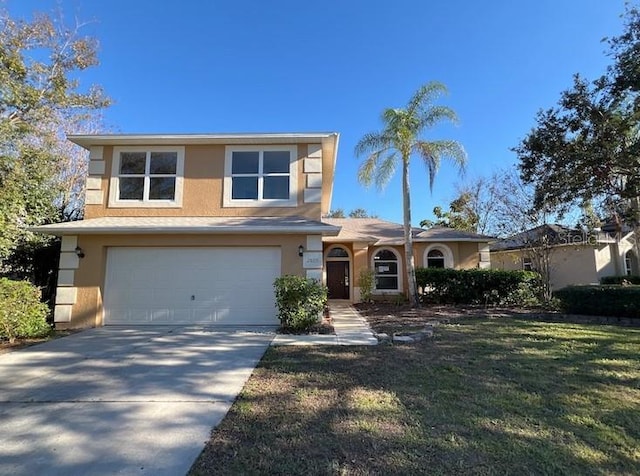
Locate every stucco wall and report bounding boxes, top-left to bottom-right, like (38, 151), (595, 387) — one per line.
(84, 144), (322, 219)
(491, 246), (604, 290)
(324, 241), (485, 302)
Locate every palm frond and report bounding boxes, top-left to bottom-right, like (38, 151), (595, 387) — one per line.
(415, 139), (467, 190)
(357, 149), (384, 187)
(374, 152), (399, 190)
(427, 140), (468, 171)
(407, 81), (448, 116)
(418, 105), (459, 129)
(354, 131), (390, 157)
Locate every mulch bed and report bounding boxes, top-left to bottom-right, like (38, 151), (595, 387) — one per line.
(355, 302), (640, 335)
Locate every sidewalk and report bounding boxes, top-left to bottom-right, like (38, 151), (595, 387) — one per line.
(271, 301), (378, 346)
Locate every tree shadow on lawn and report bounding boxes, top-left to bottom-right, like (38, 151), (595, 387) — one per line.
(190, 319), (640, 475)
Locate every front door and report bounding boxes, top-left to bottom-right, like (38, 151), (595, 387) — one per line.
(326, 261), (349, 299)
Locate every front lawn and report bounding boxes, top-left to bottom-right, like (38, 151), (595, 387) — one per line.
(190, 312), (640, 475)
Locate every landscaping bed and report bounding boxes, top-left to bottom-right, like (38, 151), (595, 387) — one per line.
(190, 307), (640, 475)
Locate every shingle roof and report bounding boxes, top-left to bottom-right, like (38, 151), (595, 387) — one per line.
(322, 218), (493, 244)
(30, 216), (341, 236)
(490, 224), (617, 251)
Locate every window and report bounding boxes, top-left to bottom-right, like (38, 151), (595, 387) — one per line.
(110, 146), (184, 207)
(224, 146), (298, 207)
(424, 245), (453, 269)
(373, 249), (400, 291)
(523, 257), (533, 271)
(625, 251), (634, 276)
(328, 247), (349, 258)
(427, 249), (445, 268)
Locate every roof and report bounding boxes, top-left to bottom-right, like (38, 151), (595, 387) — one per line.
(322, 218), (493, 245)
(490, 224), (617, 252)
(67, 132), (339, 148)
(30, 216), (341, 236)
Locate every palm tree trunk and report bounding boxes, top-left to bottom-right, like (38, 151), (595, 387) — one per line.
(402, 156), (419, 307)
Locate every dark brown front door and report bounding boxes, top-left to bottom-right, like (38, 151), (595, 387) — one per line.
(326, 261), (349, 299)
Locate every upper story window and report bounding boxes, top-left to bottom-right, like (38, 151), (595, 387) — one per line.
(223, 145), (298, 207)
(109, 146), (184, 208)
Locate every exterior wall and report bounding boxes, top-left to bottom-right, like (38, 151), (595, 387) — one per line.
(84, 144), (322, 219)
(324, 241), (486, 303)
(491, 246), (602, 290)
(413, 242), (482, 269)
(549, 247), (599, 289)
(60, 233), (308, 329)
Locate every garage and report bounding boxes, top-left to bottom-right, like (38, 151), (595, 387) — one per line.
(103, 247), (281, 325)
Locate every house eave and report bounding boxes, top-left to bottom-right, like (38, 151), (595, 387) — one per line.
(68, 132), (340, 149)
(29, 217), (341, 237)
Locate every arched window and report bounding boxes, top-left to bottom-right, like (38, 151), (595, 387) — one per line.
(328, 247), (349, 258)
(625, 250), (636, 276)
(427, 249), (445, 268)
(424, 244), (454, 269)
(373, 249), (400, 291)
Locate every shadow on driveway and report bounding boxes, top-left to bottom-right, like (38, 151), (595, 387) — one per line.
(0, 326), (274, 476)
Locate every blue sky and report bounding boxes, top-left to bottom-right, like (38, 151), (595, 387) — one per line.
(7, 0), (627, 225)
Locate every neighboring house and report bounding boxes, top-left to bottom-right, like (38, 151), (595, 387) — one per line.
(32, 132), (493, 329)
(321, 218), (493, 301)
(490, 223), (638, 290)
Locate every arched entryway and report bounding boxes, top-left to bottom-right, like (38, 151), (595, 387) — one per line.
(325, 246), (351, 299)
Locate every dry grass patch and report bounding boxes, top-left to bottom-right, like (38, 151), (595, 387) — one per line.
(190, 310), (640, 475)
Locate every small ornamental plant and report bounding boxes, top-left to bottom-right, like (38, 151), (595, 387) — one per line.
(273, 275), (328, 332)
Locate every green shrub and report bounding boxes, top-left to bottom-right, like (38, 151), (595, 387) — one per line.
(415, 268), (542, 306)
(0, 278), (51, 343)
(273, 275), (328, 332)
(600, 275), (640, 285)
(554, 285), (640, 318)
(358, 269), (375, 303)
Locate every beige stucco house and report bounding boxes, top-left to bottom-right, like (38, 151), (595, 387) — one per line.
(322, 219), (493, 301)
(33, 132), (492, 329)
(491, 224), (638, 290)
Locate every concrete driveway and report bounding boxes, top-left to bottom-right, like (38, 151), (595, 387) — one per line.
(0, 326), (274, 476)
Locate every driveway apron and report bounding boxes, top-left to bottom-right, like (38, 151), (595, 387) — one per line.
(0, 326), (274, 476)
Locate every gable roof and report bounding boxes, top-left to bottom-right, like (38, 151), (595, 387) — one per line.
(322, 218), (493, 245)
(490, 223), (617, 251)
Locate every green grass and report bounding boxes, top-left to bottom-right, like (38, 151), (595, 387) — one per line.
(189, 318), (640, 475)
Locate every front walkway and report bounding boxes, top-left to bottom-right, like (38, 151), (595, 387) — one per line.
(271, 301), (378, 346)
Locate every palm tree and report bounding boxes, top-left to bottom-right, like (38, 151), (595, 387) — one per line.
(355, 81), (467, 307)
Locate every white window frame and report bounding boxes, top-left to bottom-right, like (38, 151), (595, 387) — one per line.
(625, 250), (633, 276)
(523, 256), (534, 272)
(371, 247), (403, 294)
(424, 244), (454, 269)
(109, 146), (185, 208)
(223, 145), (298, 208)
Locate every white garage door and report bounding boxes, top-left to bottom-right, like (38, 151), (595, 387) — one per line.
(104, 247), (281, 325)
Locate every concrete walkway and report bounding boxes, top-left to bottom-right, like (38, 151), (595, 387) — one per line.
(272, 301), (378, 346)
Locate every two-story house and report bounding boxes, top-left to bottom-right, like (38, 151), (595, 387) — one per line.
(33, 132), (493, 329)
(33, 133), (341, 328)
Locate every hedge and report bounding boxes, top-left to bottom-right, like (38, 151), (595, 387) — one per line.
(554, 285), (640, 318)
(0, 278), (51, 343)
(600, 275), (640, 285)
(415, 268), (541, 306)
